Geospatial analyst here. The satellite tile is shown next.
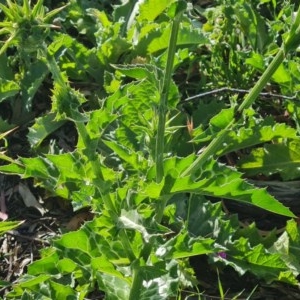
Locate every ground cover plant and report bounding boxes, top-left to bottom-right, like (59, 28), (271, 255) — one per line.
(1, 0), (300, 298)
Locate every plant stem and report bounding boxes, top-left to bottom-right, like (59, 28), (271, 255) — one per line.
(181, 48), (286, 177)
(45, 48), (119, 216)
(181, 5), (300, 178)
(155, 11), (183, 183)
(237, 49), (284, 113)
(129, 7), (185, 299)
(129, 266), (143, 300)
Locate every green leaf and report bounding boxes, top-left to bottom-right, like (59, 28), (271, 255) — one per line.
(284, 5), (300, 52)
(0, 54), (13, 79)
(54, 230), (91, 253)
(95, 273), (130, 300)
(103, 140), (148, 171)
(166, 0), (187, 19)
(246, 52), (264, 70)
(210, 108), (234, 130)
(50, 33), (101, 81)
(235, 222), (277, 249)
(138, 261), (179, 299)
(269, 230), (300, 283)
(91, 256), (130, 282)
(136, 23), (207, 55)
(0, 279), (10, 287)
(271, 63), (291, 83)
(218, 120), (297, 156)
(137, 0), (176, 22)
(0, 117), (15, 133)
(56, 258), (77, 274)
(156, 231), (215, 259)
(20, 156), (59, 180)
(0, 78), (19, 102)
(0, 161), (25, 174)
(28, 249), (60, 276)
(17, 274), (52, 288)
(286, 219), (300, 245)
(164, 156), (294, 217)
(224, 239), (296, 284)
(183, 195), (240, 244)
(76, 109), (118, 159)
(45, 152), (86, 181)
(233, 2), (270, 51)
(118, 209), (152, 243)
(49, 281), (77, 299)
(28, 113), (66, 147)
(21, 60), (48, 110)
(51, 82), (88, 122)
(112, 63), (163, 83)
(95, 20), (130, 66)
(237, 140), (300, 180)
(0, 220), (23, 235)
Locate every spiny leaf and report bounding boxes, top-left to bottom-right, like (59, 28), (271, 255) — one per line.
(138, 261), (180, 299)
(219, 121), (298, 156)
(0, 78), (19, 102)
(49, 281), (77, 299)
(95, 273), (130, 300)
(28, 113), (66, 147)
(237, 140), (300, 181)
(183, 195), (240, 243)
(156, 231), (215, 259)
(135, 23), (207, 55)
(91, 256), (130, 282)
(103, 140), (148, 171)
(21, 60), (48, 110)
(112, 63), (163, 84)
(163, 155), (295, 217)
(223, 238), (297, 284)
(137, 0), (176, 22)
(119, 210), (151, 243)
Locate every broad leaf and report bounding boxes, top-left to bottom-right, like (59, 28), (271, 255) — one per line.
(237, 140), (300, 180)
(137, 0), (176, 22)
(20, 60), (48, 111)
(0, 78), (19, 102)
(103, 140), (148, 171)
(28, 113), (66, 147)
(223, 238), (298, 284)
(138, 261), (179, 300)
(156, 231), (215, 259)
(219, 121), (297, 156)
(135, 23), (207, 55)
(163, 155), (294, 217)
(95, 273), (130, 300)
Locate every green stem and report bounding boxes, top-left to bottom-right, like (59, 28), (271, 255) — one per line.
(119, 229), (136, 263)
(237, 48), (284, 113)
(181, 48), (286, 177)
(155, 11), (183, 183)
(130, 7), (185, 299)
(129, 266), (143, 300)
(76, 121), (118, 215)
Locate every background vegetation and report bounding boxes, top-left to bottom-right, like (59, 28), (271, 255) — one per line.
(1, 0), (300, 298)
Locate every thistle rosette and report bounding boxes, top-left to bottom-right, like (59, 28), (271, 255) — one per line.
(0, 0), (67, 55)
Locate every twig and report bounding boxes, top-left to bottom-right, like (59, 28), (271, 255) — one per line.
(182, 87), (297, 103)
(6, 230), (51, 245)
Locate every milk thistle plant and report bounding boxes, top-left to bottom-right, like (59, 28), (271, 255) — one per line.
(0, 0), (67, 55)
(1, 0), (300, 299)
